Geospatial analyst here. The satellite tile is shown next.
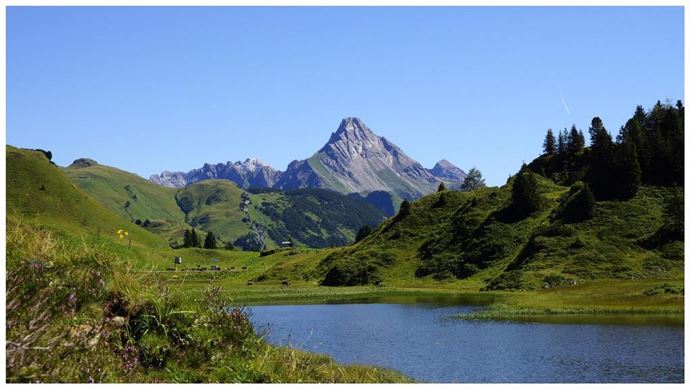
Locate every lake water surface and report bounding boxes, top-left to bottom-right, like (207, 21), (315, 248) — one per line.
(249, 301), (684, 383)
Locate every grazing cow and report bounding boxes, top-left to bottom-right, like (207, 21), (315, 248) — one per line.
(281, 280), (290, 287)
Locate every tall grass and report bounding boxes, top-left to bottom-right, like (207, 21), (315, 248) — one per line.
(5, 213), (409, 383)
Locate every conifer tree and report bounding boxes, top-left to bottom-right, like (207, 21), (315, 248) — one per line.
(588, 117), (615, 199)
(556, 129), (567, 154)
(567, 125), (584, 153)
(355, 225), (373, 243)
(543, 129), (556, 155)
(183, 229), (192, 248)
(191, 228), (201, 248)
(614, 140), (641, 199)
(461, 168), (486, 191)
(398, 199), (411, 218)
(204, 231), (217, 249)
(511, 172), (542, 216)
(437, 182), (447, 192)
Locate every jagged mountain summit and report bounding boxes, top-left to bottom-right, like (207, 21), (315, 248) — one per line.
(275, 117), (464, 199)
(149, 158), (281, 189)
(428, 159), (468, 189)
(149, 117), (466, 200)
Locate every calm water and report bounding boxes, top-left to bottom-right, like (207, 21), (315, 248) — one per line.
(249, 301), (684, 383)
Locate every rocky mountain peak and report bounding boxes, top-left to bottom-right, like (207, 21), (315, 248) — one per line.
(151, 117), (468, 201)
(433, 159), (455, 170)
(239, 157), (265, 172)
(428, 159), (467, 184)
(327, 117), (377, 144)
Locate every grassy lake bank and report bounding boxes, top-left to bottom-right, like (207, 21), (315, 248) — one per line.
(167, 275), (684, 325)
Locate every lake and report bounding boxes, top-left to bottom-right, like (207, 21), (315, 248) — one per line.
(248, 300), (684, 383)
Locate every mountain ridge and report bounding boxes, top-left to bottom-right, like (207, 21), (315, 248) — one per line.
(148, 117), (467, 201)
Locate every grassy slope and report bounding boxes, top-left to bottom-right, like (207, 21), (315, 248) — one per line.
(7, 146), (160, 247)
(176, 181), (387, 249)
(7, 145), (683, 320)
(65, 162), (189, 237)
(64, 162), (386, 250)
(175, 179), (255, 246)
(189, 174), (682, 317)
(6, 147), (411, 382)
(6, 212), (409, 383)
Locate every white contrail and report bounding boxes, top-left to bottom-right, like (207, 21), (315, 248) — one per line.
(560, 92), (571, 116)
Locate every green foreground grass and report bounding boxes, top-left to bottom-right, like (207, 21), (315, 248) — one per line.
(6, 213), (410, 383)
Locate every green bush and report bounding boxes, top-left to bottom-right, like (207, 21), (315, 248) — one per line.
(554, 182), (595, 223)
(484, 271), (526, 290)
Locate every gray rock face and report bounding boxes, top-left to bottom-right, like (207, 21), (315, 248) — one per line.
(149, 158), (281, 189)
(149, 117), (467, 200)
(275, 117), (464, 199)
(428, 159), (467, 188)
(149, 171), (188, 188)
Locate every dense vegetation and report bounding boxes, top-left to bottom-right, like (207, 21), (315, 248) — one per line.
(259, 188), (386, 248)
(65, 162), (386, 250)
(5, 213), (409, 383)
(6, 147), (409, 383)
(4, 100), (684, 382)
(531, 100), (684, 198)
(309, 102), (684, 289)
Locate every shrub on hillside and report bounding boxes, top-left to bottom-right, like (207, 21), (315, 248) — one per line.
(510, 172), (543, 217)
(318, 251), (396, 286)
(553, 182), (595, 223)
(483, 271), (526, 291)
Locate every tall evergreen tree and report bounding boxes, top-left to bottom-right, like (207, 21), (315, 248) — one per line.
(614, 140), (641, 199)
(460, 168), (486, 191)
(567, 125), (585, 153)
(355, 225), (373, 243)
(204, 231), (217, 249)
(543, 128), (556, 155)
(183, 229), (192, 248)
(587, 117), (615, 199)
(511, 172), (543, 216)
(437, 182), (447, 192)
(191, 228), (201, 248)
(556, 129), (567, 154)
(398, 199), (411, 218)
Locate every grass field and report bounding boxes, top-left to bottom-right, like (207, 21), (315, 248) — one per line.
(5, 145), (685, 383)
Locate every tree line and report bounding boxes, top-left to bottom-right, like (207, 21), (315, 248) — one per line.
(537, 100), (683, 200)
(179, 228), (234, 250)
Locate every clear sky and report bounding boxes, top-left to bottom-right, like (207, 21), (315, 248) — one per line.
(7, 6), (684, 186)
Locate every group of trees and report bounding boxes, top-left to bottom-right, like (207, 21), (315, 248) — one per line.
(542, 126), (586, 156)
(181, 228), (221, 249)
(540, 100), (684, 200)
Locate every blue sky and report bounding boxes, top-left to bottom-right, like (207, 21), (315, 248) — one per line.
(7, 6), (684, 185)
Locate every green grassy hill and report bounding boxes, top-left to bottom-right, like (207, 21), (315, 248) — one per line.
(7, 146), (160, 247)
(175, 179), (258, 247)
(65, 159), (189, 237)
(265, 174), (683, 292)
(61, 159), (387, 250)
(176, 183), (387, 250)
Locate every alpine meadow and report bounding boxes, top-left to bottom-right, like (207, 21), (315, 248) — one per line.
(5, 5), (685, 384)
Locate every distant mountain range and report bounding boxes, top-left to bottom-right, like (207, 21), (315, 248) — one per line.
(149, 118), (466, 202)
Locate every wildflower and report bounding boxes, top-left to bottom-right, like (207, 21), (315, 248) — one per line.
(117, 229), (129, 239)
(121, 344), (139, 374)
